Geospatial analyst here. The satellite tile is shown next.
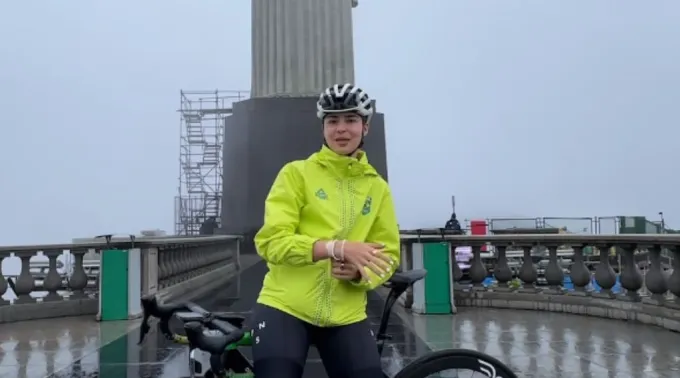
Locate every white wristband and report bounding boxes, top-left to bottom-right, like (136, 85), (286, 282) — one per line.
(326, 240), (336, 259)
(339, 240), (346, 261)
(331, 240), (342, 261)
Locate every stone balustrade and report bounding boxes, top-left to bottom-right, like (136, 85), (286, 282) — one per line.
(0, 235), (242, 323)
(399, 230), (680, 331)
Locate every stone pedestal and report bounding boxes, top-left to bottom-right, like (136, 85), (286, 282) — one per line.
(220, 96), (388, 240)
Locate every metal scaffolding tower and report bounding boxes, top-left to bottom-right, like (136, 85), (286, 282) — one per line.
(175, 90), (248, 235)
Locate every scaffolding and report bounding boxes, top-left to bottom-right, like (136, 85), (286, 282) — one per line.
(175, 90), (248, 236)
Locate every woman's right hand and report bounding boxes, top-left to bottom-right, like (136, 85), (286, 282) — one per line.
(340, 241), (393, 281)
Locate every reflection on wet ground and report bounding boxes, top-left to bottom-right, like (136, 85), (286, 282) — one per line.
(407, 307), (680, 377)
(2, 256), (680, 377)
(0, 315), (140, 378)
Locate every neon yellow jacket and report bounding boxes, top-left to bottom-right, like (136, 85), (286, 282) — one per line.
(254, 146), (400, 326)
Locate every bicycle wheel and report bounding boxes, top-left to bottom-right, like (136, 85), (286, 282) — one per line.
(394, 349), (517, 378)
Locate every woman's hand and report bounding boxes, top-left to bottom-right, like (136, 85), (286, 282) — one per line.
(340, 241), (393, 281)
(331, 260), (360, 281)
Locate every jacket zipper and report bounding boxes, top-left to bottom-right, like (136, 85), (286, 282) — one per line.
(314, 178), (346, 326)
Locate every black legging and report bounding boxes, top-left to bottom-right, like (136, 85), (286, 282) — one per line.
(250, 304), (383, 378)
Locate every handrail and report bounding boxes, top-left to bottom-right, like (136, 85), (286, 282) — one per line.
(399, 230), (680, 246)
(4, 232), (678, 253)
(0, 234), (243, 253)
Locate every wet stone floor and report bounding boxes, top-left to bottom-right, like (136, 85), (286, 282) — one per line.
(1, 259), (680, 377)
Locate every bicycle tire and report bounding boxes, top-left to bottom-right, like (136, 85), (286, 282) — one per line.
(394, 349), (517, 378)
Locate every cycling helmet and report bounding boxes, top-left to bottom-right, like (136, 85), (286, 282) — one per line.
(316, 83), (374, 120)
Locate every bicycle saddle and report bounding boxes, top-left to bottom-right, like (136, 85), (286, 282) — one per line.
(387, 269), (427, 287)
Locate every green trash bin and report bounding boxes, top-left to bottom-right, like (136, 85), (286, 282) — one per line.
(411, 242), (453, 314)
(100, 248), (129, 321)
(97, 234), (141, 321)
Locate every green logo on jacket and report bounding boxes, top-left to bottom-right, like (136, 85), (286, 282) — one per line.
(362, 196), (372, 215)
(315, 189), (327, 200)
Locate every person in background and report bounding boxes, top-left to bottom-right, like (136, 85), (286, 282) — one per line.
(199, 216), (219, 235)
(444, 212), (463, 234)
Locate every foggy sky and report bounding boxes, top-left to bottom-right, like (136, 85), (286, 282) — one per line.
(1, 0), (678, 244)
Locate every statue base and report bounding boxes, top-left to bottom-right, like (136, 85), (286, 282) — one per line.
(219, 96), (388, 244)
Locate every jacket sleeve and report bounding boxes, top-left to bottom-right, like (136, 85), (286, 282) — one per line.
(350, 185), (401, 290)
(254, 162), (317, 266)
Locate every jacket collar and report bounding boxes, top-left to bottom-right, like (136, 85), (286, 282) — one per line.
(309, 145), (377, 178)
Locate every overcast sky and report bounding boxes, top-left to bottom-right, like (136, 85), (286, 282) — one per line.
(1, 1), (678, 244)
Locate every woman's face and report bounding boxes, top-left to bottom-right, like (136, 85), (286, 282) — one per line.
(323, 112), (368, 156)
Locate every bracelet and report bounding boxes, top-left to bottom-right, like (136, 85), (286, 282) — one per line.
(330, 240), (342, 261)
(339, 240), (346, 261)
(326, 240), (336, 259)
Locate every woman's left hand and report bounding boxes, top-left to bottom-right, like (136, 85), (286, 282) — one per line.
(331, 260), (360, 281)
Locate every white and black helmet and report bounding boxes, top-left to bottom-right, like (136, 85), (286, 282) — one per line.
(316, 83), (374, 120)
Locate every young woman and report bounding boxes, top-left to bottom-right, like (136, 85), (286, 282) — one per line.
(251, 83), (400, 378)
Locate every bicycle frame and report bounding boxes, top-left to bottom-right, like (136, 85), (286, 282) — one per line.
(139, 269), (426, 377)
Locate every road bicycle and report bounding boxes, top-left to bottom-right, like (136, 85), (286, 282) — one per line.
(138, 269), (517, 378)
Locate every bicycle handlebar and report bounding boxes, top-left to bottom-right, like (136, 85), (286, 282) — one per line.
(139, 295), (184, 344)
(139, 295), (246, 351)
(140, 270), (427, 352)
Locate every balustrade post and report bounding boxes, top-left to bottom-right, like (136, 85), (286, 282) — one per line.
(569, 245), (591, 296)
(493, 245), (513, 291)
(399, 242), (409, 272)
(644, 244), (668, 304)
(593, 244), (617, 298)
(178, 246), (188, 281)
(618, 244), (643, 301)
(141, 247), (159, 296)
(203, 244), (213, 272)
(14, 251), (36, 303)
(173, 248), (182, 284)
(158, 248), (169, 289)
(168, 249), (175, 285)
(468, 245), (487, 291)
(449, 243), (463, 284)
(401, 242), (414, 309)
(162, 249), (172, 285)
(68, 249), (89, 298)
(179, 245), (189, 280)
(518, 245), (538, 292)
(199, 244), (210, 275)
(43, 249), (64, 301)
(544, 245), (565, 293)
(178, 247), (189, 281)
(666, 245), (680, 308)
(0, 252), (9, 305)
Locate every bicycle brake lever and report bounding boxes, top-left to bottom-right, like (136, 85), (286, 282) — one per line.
(138, 315), (151, 345)
(138, 296), (155, 345)
(202, 313), (215, 323)
(186, 302), (214, 322)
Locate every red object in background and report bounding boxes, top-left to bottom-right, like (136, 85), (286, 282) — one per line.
(470, 220), (488, 251)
